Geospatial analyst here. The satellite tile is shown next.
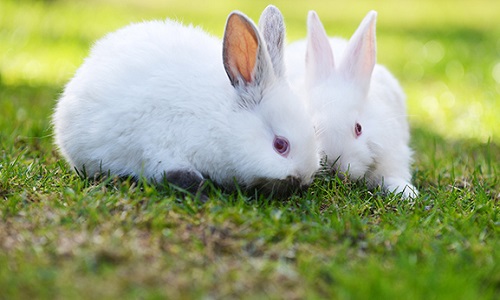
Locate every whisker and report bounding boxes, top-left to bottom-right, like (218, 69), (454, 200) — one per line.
(314, 101), (333, 112)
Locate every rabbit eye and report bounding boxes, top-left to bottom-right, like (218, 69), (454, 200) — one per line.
(273, 136), (290, 157)
(355, 123), (362, 137)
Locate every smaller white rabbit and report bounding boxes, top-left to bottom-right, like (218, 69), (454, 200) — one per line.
(286, 11), (418, 198)
(53, 6), (320, 197)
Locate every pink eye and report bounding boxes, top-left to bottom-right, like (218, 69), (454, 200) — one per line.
(355, 122), (362, 137)
(273, 136), (290, 157)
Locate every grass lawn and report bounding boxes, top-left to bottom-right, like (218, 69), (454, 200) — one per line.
(1, 0), (499, 298)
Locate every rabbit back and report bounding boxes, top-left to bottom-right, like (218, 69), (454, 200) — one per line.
(54, 20), (236, 182)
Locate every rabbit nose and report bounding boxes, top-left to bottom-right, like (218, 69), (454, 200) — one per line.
(285, 175), (300, 186)
(251, 175), (305, 198)
(285, 175), (310, 192)
(287, 172), (314, 189)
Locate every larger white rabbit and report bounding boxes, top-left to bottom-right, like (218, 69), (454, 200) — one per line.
(53, 6), (320, 196)
(286, 11), (418, 198)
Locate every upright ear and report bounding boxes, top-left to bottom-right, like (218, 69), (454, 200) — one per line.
(339, 10), (377, 89)
(306, 11), (335, 84)
(258, 5), (286, 78)
(223, 11), (274, 92)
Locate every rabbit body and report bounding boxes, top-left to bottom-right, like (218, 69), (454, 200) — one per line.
(54, 11), (320, 194)
(286, 11), (417, 198)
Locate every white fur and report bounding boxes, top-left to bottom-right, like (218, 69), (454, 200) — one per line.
(53, 7), (320, 194)
(286, 11), (418, 198)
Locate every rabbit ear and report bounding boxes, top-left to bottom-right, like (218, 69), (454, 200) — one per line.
(305, 11), (334, 84)
(223, 11), (274, 108)
(339, 11), (377, 89)
(223, 12), (259, 85)
(258, 5), (286, 78)
(223, 12), (273, 86)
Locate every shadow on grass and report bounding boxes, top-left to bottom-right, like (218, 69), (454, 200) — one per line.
(410, 125), (499, 198)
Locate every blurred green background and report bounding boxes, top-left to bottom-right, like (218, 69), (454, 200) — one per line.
(1, 0), (499, 141)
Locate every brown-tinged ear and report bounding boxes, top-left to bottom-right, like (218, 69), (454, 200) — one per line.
(223, 11), (275, 108)
(223, 12), (259, 86)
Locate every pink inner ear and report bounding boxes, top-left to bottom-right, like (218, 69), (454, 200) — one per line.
(306, 11), (334, 81)
(340, 11), (377, 84)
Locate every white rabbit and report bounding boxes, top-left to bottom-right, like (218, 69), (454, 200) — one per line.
(53, 6), (320, 196)
(286, 11), (418, 198)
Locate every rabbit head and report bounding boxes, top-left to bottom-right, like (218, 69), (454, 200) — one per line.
(304, 11), (377, 179)
(220, 7), (320, 194)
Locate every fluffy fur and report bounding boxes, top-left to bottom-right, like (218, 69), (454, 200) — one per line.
(286, 11), (418, 198)
(53, 6), (320, 195)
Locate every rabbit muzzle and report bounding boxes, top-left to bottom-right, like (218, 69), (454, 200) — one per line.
(251, 175), (309, 198)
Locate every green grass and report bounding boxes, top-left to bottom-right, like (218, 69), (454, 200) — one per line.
(1, 0), (499, 299)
